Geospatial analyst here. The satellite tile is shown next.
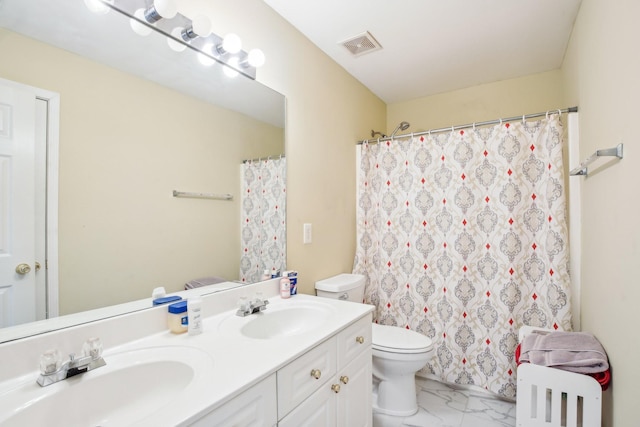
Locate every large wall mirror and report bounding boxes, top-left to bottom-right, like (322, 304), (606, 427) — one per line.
(0, 0), (285, 341)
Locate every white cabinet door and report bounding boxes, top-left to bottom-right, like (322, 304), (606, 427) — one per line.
(278, 380), (336, 427)
(277, 337), (336, 418)
(189, 374), (277, 427)
(337, 349), (372, 427)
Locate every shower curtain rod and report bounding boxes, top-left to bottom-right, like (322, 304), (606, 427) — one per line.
(242, 154), (286, 164)
(357, 106), (578, 145)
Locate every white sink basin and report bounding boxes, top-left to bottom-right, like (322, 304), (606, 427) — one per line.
(0, 346), (214, 427)
(220, 300), (337, 339)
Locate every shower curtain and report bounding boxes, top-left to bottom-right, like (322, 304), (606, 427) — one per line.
(239, 157), (286, 283)
(353, 114), (572, 398)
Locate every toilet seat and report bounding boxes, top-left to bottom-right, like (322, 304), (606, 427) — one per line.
(372, 323), (433, 354)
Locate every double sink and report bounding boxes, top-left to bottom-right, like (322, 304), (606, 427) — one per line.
(0, 297), (338, 426)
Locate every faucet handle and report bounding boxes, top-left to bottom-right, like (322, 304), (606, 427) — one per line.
(253, 292), (264, 304)
(82, 337), (103, 360)
(237, 296), (249, 311)
(39, 349), (62, 375)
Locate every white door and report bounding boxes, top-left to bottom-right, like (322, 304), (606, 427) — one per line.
(0, 82), (38, 327)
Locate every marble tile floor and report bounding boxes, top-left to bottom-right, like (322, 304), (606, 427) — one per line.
(373, 377), (516, 427)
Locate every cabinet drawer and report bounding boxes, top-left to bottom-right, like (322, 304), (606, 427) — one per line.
(277, 337), (337, 418)
(337, 314), (372, 367)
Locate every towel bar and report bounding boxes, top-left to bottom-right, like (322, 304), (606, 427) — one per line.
(569, 143), (623, 176)
(172, 190), (233, 201)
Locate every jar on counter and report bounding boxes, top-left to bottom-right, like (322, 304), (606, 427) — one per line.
(168, 301), (188, 334)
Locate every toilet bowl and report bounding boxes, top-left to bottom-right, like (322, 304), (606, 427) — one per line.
(371, 323), (434, 416)
(315, 273), (434, 417)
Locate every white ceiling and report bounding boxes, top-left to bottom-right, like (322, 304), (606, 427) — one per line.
(263, 0), (582, 104)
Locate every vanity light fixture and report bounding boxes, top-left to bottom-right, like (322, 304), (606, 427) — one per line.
(130, 8), (152, 36)
(223, 57), (240, 78)
(181, 15), (212, 41)
(169, 15), (210, 53)
(84, 0), (114, 15)
(217, 33), (242, 55)
(245, 49), (266, 68)
(197, 43), (216, 66)
(85, 0), (265, 80)
(142, 0), (177, 24)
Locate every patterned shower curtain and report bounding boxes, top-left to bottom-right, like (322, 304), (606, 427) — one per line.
(353, 114), (572, 398)
(239, 157), (286, 283)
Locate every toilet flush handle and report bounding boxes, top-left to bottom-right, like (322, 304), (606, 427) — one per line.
(339, 292), (349, 300)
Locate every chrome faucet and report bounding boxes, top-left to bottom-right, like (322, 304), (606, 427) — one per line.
(37, 338), (106, 387)
(236, 293), (269, 317)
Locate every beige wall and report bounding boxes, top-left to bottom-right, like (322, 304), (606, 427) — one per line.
(561, 0), (640, 425)
(0, 29), (283, 314)
(183, 0), (387, 295)
(387, 70), (564, 133)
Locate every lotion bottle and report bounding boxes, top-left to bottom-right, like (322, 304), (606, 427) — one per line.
(188, 297), (203, 335)
(280, 275), (291, 299)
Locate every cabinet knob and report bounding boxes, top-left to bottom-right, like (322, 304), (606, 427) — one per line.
(331, 383), (341, 393)
(340, 375), (349, 384)
(355, 336), (365, 344)
(310, 369), (322, 380)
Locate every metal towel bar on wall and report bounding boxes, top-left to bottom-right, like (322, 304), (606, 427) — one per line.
(172, 190), (233, 201)
(569, 143), (623, 176)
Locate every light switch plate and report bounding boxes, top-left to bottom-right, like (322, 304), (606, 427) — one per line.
(303, 223), (312, 244)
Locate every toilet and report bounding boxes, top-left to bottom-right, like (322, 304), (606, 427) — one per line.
(315, 273), (434, 417)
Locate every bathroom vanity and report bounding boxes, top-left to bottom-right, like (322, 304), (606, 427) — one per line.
(0, 280), (373, 426)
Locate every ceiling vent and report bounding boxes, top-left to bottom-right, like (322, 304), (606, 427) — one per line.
(340, 31), (382, 57)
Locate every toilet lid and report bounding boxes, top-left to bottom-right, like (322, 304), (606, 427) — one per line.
(372, 323), (433, 354)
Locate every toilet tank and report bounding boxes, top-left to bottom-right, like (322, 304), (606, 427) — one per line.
(315, 273), (365, 303)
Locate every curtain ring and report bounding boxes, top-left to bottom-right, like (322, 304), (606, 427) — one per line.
(472, 122), (476, 130)
(451, 125), (455, 133)
(546, 110), (550, 119)
(499, 118), (503, 126)
(522, 115), (526, 124)
(557, 109), (562, 117)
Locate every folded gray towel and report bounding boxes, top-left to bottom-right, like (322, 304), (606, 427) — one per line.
(184, 276), (226, 290)
(519, 331), (609, 373)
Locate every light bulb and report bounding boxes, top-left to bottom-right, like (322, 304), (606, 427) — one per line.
(223, 57), (240, 78)
(198, 43), (216, 66)
(144, 0), (178, 23)
(247, 49), (265, 68)
(221, 33), (242, 54)
(182, 15), (212, 40)
(130, 9), (153, 36)
(84, 0), (113, 14)
(168, 27), (187, 52)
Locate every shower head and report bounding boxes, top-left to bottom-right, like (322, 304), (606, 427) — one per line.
(390, 121), (410, 138)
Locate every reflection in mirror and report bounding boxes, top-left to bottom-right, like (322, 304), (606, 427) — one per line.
(0, 0), (286, 341)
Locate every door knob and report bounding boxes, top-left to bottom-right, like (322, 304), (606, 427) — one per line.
(16, 263), (31, 275)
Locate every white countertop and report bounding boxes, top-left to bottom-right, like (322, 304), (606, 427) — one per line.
(0, 282), (373, 426)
